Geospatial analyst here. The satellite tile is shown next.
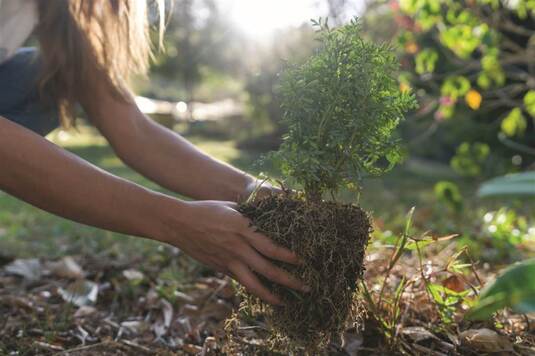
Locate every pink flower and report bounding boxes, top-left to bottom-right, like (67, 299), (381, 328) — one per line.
(440, 96), (455, 106)
(434, 110), (445, 122)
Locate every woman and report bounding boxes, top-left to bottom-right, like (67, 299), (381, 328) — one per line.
(0, 0), (308, 305)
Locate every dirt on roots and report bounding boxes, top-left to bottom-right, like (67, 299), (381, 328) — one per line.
(231, 194), (372, 353)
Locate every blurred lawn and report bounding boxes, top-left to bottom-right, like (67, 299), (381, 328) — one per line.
(0, 123), (507, 261)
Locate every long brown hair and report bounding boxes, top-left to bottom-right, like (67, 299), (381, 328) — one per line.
(36, 0), (164, 127)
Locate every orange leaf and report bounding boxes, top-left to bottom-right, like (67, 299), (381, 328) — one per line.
(405, 41), (419, 54)
(442, 275), (465, 293)
(465, 89), (482, 110)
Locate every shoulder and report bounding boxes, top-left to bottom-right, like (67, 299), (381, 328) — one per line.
(0, 0), (38, 64)
(0, 0), (37, 19)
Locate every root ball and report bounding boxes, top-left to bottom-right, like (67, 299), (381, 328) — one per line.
(236, 194), (372, 351)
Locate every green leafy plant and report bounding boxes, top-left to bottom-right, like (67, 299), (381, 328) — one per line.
(478, 171), (535, 198)
(361, 208), (480, 352)
(467, 258), (535, 320)
(273, 18), (417, 201)
(466, 171), (535, 320)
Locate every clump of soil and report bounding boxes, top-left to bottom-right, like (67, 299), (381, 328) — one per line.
(235, 193), (372, 351)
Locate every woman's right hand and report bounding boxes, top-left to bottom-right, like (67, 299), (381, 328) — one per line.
(156, 199), (309, 305)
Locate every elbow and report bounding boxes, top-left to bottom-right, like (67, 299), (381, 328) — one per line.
(107, 110), (152, 164)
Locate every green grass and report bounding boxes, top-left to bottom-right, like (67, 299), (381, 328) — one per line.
(0, 125), (532, 262)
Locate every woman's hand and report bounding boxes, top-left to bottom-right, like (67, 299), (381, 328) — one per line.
(157, 199), (308, 305)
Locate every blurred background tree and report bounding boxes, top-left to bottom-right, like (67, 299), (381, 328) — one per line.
(140, 0), (534, 176)
(148, 0), (246, 105)
(237, 26), (317, 150)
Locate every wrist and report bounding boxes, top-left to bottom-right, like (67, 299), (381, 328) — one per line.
(142, 192), (190, 244)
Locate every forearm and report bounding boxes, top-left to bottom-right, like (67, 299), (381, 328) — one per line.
(123, 113), (253, 201)
(0, 117), (177, 239)
(88, 100), (255, 201)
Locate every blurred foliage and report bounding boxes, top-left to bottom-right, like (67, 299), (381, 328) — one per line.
(460, 207), (535, 262)
(239, 26), (317, 148)
(450, 142), (490, 177)
(272, 19), (417, 199)
(478, 170), (535, 197)
(148, 0), (246, 103)
(468, 258), (535, 320)
(434, 180), (463, 211)
(364, 0), (535, 177)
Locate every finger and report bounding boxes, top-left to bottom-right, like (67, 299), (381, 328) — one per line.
(229, 263), (283, 305)
(242, 230), (301, 265)
(241, 245), (309, 292)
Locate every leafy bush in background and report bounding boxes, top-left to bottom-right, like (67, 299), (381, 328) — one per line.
(468, 258), (535, 320)
(389, 0), (535, 175)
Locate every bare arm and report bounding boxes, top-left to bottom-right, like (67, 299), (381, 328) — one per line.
(0, 116), (165, 238)
(83, 90), (258, 202)
(0, 116), (305, 304)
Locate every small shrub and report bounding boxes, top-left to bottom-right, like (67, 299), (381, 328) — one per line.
(233, 18), (417, 353)
(272, 18), (417, 201)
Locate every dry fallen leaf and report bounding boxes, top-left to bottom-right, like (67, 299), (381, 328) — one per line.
(122, 269), (144, 281)
(199, 299), (232, 321)
(442, 275), (465, 293)
(342, 330), (363, 355)
(515, 344), (535, 356)
(0, 295), (42, 313)
(74, 305), (97, 318)
(459, 328), (513, 353)
(33, 341), (65, 352)
(58, 280), (98, 307)
(48, 256), (85, 279)
(176, 316), (193, 335)
(201, 336), (218, 356)
(401, 326), (439, 343)
(4, 258), (42, 282)
(152, 298), (174, 339)
(510, 313), (535, 333)
(174, 290), (195, 304)
(182, 304), (200, 317)
(119, 320), (149, 337)
(216, 283), (235, 299)
(160, 299), (174, 328)
(183, 343), (203, 354)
